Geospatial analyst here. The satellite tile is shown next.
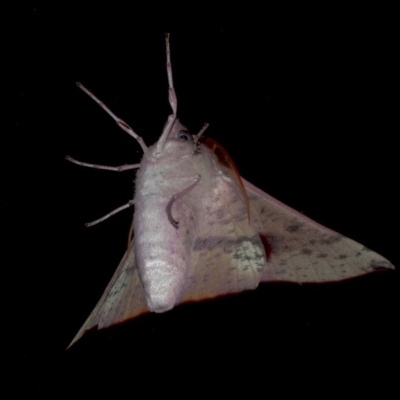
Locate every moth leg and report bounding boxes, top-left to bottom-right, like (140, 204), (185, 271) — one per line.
(166, 175), (201, 229)
(155, 33), (178, 155)
(193, 123), (210, 153)
(193, 123), (210, 144)
(65, 155), (140, 172)
(76, 82), (149, 157)
(85, 199), (135, 227)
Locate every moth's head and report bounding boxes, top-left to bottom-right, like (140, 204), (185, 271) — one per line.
(152, 118), (198, 159)
(165, 118), (210, 146)
(166, 118), (189, 141)
(156, 131), (197, 160)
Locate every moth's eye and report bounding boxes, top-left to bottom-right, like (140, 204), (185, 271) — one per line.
(176, 130), (193, 142)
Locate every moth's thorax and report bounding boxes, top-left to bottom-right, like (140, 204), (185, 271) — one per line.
(133, 138), (221, 312)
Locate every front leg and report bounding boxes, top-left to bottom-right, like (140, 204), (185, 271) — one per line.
(66, 155), (140, 172)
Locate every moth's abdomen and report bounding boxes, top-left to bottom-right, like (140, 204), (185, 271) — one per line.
(133, 190), (196, 311)
(133, 140), (208, 312)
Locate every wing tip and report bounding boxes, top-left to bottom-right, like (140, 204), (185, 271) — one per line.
(66, 308), (151, 349)
(66, 327), (94, 350)
(370, 260), (395, 271)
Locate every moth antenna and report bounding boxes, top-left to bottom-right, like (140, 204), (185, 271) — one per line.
(155, 33), (178, 156)
(76, 82), (149, 157)
(66, 155), (140, 172)
(166, 175), (201, 229)
(193, 122), (210, 144)
(85, 199), (135, 227)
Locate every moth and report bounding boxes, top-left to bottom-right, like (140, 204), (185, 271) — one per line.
(67, 34), (394, 347)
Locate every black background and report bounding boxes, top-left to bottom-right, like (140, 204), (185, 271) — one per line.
(6, 3), (398, 395)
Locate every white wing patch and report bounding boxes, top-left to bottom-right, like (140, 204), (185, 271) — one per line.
(229, 239), (265, 273)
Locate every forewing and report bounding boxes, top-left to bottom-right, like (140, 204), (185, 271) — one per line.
(180, 176), (266, 303)
(68, 243), (148, 348)
(243, 179), (394, 283)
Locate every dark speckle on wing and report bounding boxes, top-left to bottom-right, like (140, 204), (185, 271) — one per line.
(301, 248), (313, 255)
(319, 234), (342, 245)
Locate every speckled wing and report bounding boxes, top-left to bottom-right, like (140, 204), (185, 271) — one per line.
(180, 175), (266, 303)
(243, 179), (394, 283)
(68, 243), (148, 348)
